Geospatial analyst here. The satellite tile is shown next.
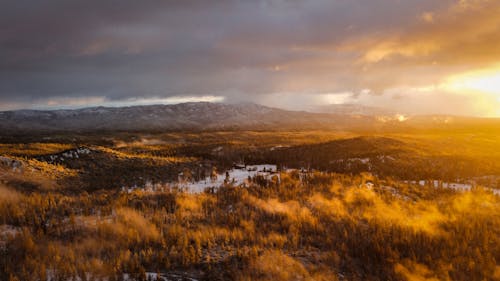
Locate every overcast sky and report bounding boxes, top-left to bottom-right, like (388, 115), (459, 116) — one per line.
(1, 0), (500, 116)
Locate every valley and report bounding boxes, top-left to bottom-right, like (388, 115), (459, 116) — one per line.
(1, 120), (500, 280)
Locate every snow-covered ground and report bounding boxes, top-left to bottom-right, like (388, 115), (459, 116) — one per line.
(123, 272), (199, 281)
(0, 156), (23, 172)
(45, 271), (199, 281)
(414, 180), (500, 195)
(40, 147), (93, 163)
(0, 224), (20, 248)
(181, 164), (278, 193)
(121, 164), (500, 196)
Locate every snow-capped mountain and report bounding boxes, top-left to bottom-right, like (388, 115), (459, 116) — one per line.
(0, 102), (494, 134)
(0, 102), (360, 132)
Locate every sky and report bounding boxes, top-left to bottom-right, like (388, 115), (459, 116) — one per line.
(1, 0), (500, 116)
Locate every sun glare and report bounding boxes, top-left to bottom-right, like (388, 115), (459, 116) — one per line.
(445, 69), (500, 95)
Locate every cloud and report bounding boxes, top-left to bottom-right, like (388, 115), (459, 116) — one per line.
(359, 0), (500, 66)
(0, 0), (498, 115)
(420, 12), (435, 23)
(353, 87), (500, 116)
(9, 95), (225, 110)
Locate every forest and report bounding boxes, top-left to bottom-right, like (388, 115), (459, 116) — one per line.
(1, 130), (500, 280)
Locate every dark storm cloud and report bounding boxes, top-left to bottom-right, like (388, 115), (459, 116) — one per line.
(3, 0), (498, 116)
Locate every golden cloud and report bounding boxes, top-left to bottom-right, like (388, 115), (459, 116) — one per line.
(358, 0), (500, 66)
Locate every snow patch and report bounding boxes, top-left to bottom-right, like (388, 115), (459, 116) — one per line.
(182, 164), (278, 193)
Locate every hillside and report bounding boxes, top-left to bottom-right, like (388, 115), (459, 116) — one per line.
(0, 103), (351, 133)
(2, 102), (499, 136)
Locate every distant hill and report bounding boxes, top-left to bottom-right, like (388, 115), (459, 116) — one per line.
(312, 103), (396, 116)
(0, 102), (498, 134)
(0, 102), (375, 133)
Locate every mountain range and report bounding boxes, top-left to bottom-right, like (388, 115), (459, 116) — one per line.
(0, 102), (497, 134)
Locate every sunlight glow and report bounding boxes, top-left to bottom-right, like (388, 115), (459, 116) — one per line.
(445, 68), (500, 95)
(323, 92), (353, 105)
(396, 114), (408, 122)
